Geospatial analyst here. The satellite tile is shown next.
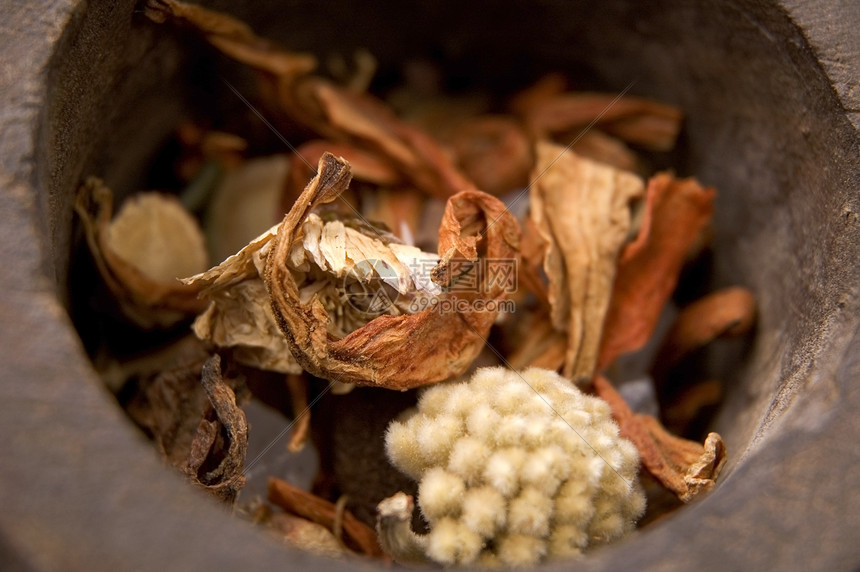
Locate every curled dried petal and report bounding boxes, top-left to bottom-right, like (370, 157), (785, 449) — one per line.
(530, 142), (644, 382)
(592, 375), (726, 502)
(266, 153), (519, 389)
(599, 173), (716, 370)
(74, 177), (208, 329)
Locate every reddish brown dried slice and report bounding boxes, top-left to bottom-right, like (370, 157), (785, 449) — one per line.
(268, 477), (384, 558)
(447, 115), (534, 196)
(598, 173), (716, 370)
(146, 0), (475, 200)
(592, 375), (726, 502)
(652, 286), (757, 377)
(518, 91), (683, 152)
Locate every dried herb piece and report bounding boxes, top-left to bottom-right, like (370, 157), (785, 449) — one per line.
(144, 0), (317, 77)
(185, 355), (249, 503)
(286, 374), (311, 453)
(652, 286), (757, 377)
(599, 173), (716, 370)
(189, 243), (303, 374)
(268, 477), (384, 558)
(447, 115), (534, 196)
(592, 375), (726, 502)
(530, 142), (644, 381)
(517, 89), (683, 152)
(264, 153), (519, 388)
(75, 177), (209, 328)
(146, 0), (475, 199)
(126, 356), (211, 468)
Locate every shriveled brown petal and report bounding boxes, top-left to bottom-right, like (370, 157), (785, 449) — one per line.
(652, 287), (757, 376)
(598, 173), (716, 370)
(145, 0), (317, 77)
(592, 375), (726, 502)
(74, 177), (209, 329)
(185, 355), (249, 503)
(448, 115), (534, 196)
(530, 142), (644, 382)
(147, 0), (474, 200)
(268, 477), (384, 558)
(282, 140), (402, 214)
(518, 91), (683, 152)
(266, 153), (519, 389)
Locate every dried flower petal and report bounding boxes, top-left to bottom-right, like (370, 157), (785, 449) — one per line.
(652, 287), (757, 377)
(145, 0), (317, 77)
(74, 177), (209, 329)
(592, 375), (726, 502)
(518, 90), (683, 152)
(265, 153), (519, 389)
(448, 115), (534, 196)
(147, 0), (475, 199)
(598, 173), (716, 370)
(530, 142), (644, 382)
(185, 355), (249, 503)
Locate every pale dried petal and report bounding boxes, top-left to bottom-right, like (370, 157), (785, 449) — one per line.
(74, 178), (209, 329)
(530, 142), (644, 382)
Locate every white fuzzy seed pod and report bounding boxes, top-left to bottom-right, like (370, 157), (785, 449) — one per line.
(381, 367), (646, 568)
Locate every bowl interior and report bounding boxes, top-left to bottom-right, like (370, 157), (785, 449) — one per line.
(38, 0), (860, 568)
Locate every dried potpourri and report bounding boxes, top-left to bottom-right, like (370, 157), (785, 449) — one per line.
(70, 0), (757, 566)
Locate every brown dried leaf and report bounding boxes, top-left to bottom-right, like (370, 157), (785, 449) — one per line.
(653, 287), (757, 376)
(265, 153), (519, 389)
(265, 155), (519, 389)
(186, 354), (249, 503)
(268, 477), (384, 558)
(447, 115), (534, 195)
(147, 0), (474, 199)
(145, 0), (317, 77)
(598, 173), (716, 369)
(74, 177), (209, 329)
(290, 80), (475, 198)
(592, 375), (726, 502)
(530, 142), (644, 381)
(518, 91), (683, 152)
(126, 357), (211, 468)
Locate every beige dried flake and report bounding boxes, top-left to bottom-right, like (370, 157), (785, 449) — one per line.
(75, 177), (209, 329)
(529, 141), (644, 382)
